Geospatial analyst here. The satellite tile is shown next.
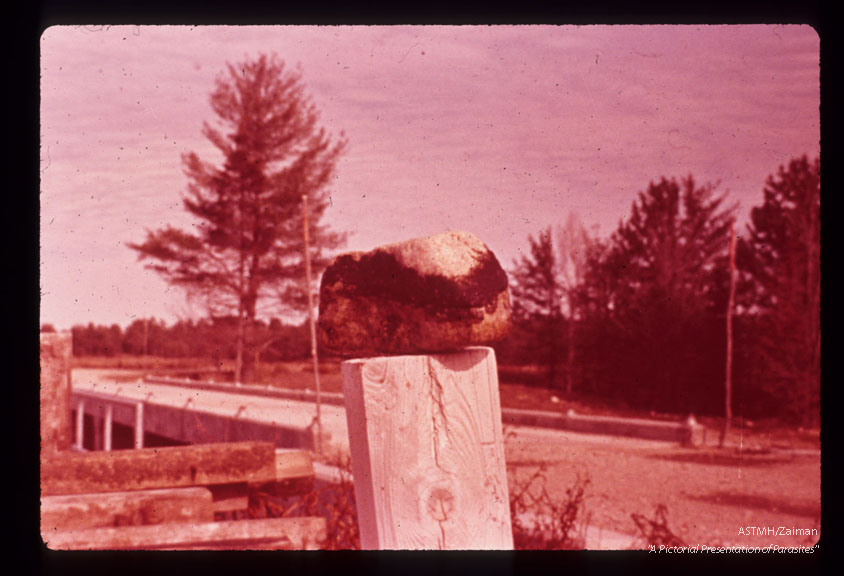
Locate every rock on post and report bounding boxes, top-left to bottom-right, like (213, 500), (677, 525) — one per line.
(317, 231), (511, 356)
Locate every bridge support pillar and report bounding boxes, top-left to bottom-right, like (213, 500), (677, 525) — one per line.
(134, 403), (144, 449)
(104, 404), (113, 451)
(75, 400), (85, 451)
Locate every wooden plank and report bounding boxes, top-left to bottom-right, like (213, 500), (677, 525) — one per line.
(41, 487), (214, 531)
(205, 449), (317, 512)
(341, 346), (513, 550)
(207, 483), (249, 513)
(44, 517), (327, 550)
(274, 449), (314, 480)
(40, 332), (73, 457)
(249, 449), (316, 499)
(41, 441), (277, 496)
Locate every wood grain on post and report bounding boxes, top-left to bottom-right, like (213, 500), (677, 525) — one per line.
(342, 346), (512, 550)
(40, 332), (73, 456)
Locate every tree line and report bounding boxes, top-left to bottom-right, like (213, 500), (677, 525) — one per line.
(501, 156), (820, 427)
(41, 317), (311, 364)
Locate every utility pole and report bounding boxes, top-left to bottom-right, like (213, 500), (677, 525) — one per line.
(302, 194), (323, 455)
(720, 220), (737, 448)
(143, 317), (149, 368)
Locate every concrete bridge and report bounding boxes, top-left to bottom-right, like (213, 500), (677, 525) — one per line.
(71, 368), (704, 462)
(70, 369), (350, 458)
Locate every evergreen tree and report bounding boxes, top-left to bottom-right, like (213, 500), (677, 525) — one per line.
(509, 227), (565, 389)
(129, 54), (347, 382)
(591, 176), (736, 413)
(737, 156), (820, 425)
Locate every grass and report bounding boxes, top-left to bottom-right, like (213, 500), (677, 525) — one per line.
(71, 355), (216, 371)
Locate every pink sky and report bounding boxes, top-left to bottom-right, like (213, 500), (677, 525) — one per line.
(39, 25), (819, 330)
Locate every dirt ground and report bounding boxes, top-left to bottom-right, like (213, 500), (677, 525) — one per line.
(504, 426), (821, 549)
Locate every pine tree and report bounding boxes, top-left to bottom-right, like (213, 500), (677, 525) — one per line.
(592, 176), (736, 412)
(129, 54), (347, 382)
(509, 227), (565, 389)
(737, 156), (820, 425)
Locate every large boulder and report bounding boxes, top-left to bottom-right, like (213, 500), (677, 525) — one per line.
(318, 231), (511, 356)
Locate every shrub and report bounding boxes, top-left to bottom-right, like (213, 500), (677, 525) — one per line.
(630, 504), (685, 549)
(509, 465), (590, 550)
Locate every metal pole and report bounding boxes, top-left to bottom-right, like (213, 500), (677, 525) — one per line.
(302, 194), (323, 455)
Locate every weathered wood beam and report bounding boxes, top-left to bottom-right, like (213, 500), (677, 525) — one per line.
(249, 448), (316, 498)
(44, 517), (327, 550)
(274, 448), (314, 480)
(207, 483), (249, 514)
(41, 487), (214, 532)
(209, 449), (318, 512)
(41, 441), (278, 496)
(41, 446), (316, 523)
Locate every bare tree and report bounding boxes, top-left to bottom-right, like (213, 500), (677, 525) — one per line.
(555, 212), (596, 396)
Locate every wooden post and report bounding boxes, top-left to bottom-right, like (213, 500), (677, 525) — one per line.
(40, 332), (73, 457)
(302, 194), (323, 455)
(720, 220), (737, 448)
(342, 346), (512, 550)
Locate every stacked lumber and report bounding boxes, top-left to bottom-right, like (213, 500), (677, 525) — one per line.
(41, 441), (326, 550)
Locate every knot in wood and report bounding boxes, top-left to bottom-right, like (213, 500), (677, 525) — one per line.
(425, 486), (456, 522)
